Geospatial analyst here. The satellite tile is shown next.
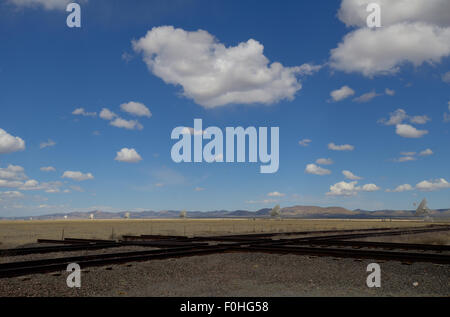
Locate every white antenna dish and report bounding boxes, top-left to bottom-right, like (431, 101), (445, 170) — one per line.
(415, 198), (431, 217)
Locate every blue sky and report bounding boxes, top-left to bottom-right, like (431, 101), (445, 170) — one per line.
(0, 0), (449, 217)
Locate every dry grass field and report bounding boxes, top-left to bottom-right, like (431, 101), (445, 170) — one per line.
(0, 218), (447, 249)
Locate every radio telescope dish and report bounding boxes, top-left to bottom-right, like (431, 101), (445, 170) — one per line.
(415, 198), (431, 217)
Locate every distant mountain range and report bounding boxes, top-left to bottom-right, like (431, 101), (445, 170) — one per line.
(3, 205), (450, 220)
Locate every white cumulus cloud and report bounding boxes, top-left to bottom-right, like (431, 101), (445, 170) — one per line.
(8, 0), (75, 10)
(62, 171), (94, 181)
(330, 85), (355, 102)
(342, 170), (362, 180)
(305, 164), (331, 176)
(133, 26), (320, 108)
(99, 108), (117, 120)
(327, 181), (358, 196)
(327, 180), (380, 196)
(330, 23), (450, 77)
(72, 108), (96, 117)
(396, 124), (428, 138)
(110, 118), (143, 130)
(0, 128), (25, 154)
(415, 178), (450, 191)
(388, 184), (414, 193)
(120, 102), (152, 118)
(115, 148), (142, 163)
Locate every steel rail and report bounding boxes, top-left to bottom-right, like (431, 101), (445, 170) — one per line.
(296, 240), (450, 251)
(236, 245), (450, 264)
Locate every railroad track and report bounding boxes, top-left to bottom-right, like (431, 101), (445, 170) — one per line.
(0, 225), (448, 278)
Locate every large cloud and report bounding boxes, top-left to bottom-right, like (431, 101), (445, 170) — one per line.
(330, 23), (450, 77)
(8, 0), (73, 10)
(133, 26), (320, 108)
(415, 178), (450, 191)
(332, 0), (450, 76)
(0, 128), (25, 154)
(337, 0), (450, 28)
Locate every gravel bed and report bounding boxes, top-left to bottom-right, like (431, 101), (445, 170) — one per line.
(0, 252), (448, 297)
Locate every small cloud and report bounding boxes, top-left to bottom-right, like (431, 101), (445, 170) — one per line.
(70, 185), (84, 192)
(342, 170), (362, 180)
(194, 187), (205, 191)
(115, 148), (142, 163)
(40, 166), (56, 172)
(361, 184), (380, 192)
(385, 88), (395, 96)
(353, 91), (381, 103)
(305, 164), (331, 176)
(394, 156), (417, 162)
(110, 118), (143, 130)
(395, 124), (428, 138)
(442, 71), (450, 84)
(0, 191), (24, 199)
(267, 191), (285, 197)
(315, 158), (333, 165)
(246, 199), (278, 204)
(326, 181), (358, 196)
(328, 142), (354, 151)
(419, 148), (433, 156)
(379, 109), (430, 126)
(327, 181), (380, 196)
(299, 139), (311, 147)
(99, 108), (117, 120)
(409, 115), (431, 125)
(330, 85), (355, 102)
(121, 52), (134, 63)
(378, 109), (407, 126)
(39, 139), (56, 149)
(72, 108), (96, 117)
(62, 171), (94, 181)
(387, 184), (413, 193)
(120, 102), (152, 118)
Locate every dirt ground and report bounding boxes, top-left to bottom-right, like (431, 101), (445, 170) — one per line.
(0, 218), (442, 248)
